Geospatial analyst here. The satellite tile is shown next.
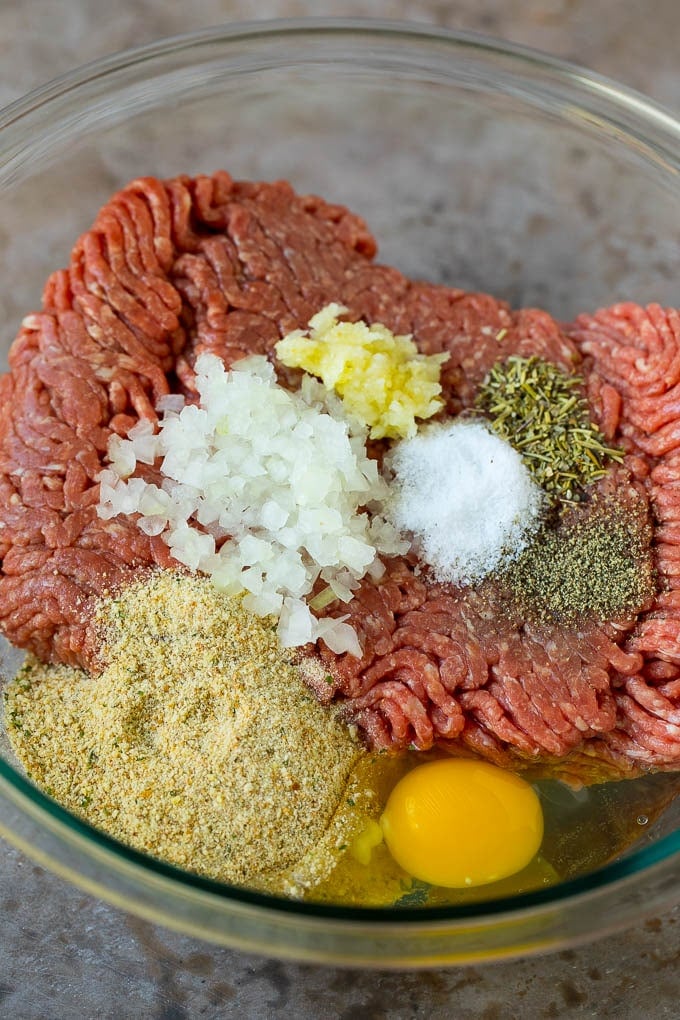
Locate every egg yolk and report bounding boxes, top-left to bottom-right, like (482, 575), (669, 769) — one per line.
(380, 758), (544, 888)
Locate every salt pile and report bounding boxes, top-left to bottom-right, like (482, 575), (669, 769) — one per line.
(384, 420), (544, 586)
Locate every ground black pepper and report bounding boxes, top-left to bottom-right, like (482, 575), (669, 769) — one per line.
(500, 495), (655, 625)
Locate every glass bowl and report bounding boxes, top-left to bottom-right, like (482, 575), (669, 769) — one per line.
(1, 18), (679, 967)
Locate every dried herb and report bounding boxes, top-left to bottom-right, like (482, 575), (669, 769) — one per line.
(394, 878), (431, 908)
(475, 356), (623, 504)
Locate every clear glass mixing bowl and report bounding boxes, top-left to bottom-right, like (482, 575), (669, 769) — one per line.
(0, 19), (679, 967)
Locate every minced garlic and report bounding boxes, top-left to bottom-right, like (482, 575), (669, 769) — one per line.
(275, 303), (448, 439)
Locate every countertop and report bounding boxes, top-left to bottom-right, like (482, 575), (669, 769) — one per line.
(1, 2), (679, 1017)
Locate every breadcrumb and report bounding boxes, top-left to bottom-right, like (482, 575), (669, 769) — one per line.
(4, 571), (376, 896)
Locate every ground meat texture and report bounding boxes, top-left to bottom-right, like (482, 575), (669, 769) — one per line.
(568, 304), (680, 771)
(0, 172), (678, 781)
(0, 173), (379, 664)
(0, 171), (574, 667)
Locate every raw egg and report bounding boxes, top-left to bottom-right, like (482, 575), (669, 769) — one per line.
(380, 758), (544, 888)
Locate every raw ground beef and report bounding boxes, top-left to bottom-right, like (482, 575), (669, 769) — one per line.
(1, 171), (679, 781)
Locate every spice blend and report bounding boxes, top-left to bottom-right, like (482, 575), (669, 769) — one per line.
(500, 491), (655, 625)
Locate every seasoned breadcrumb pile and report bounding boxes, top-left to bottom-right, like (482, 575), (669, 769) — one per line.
(4, 571), (377, 897)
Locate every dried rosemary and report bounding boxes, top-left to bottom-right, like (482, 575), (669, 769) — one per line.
(475, 356), (623, 504)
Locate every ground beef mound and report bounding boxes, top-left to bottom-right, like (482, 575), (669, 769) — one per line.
(1, 172), (678, 779)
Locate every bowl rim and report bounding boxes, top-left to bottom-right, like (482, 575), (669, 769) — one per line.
(1, 16), (680, 934)
(1, 16), (679, 147)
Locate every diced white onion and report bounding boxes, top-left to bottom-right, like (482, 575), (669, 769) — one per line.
(96, 353), (409, 653)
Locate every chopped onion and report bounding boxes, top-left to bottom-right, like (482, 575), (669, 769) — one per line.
(97, 353), (409, 655)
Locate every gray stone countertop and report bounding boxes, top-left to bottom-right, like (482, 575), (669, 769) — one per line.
(1, 2), (679, 1017)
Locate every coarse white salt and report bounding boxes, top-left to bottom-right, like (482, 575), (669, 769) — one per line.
(97, 353), (409, 655)
(384, 419), (545, 586)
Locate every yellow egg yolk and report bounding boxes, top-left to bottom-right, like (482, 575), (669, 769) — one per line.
(380, 758), (544, 888)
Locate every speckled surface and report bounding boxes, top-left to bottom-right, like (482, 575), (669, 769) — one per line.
(1, 2), (680, 1017)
